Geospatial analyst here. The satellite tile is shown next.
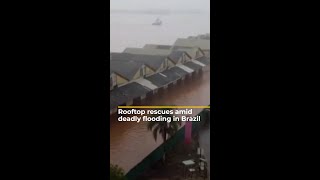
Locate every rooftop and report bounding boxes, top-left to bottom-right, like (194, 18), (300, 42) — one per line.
(110, 82), (151, 109)
(123, 47), (171, 56)
(111, 52), (167, 71)
(144, 44), (172, 50)
(168, 51), (185, 63)
(110, 60), (143, 81)
(145, 73), (172, 87)
(117, 82), (151, 99)
(184, 61), (203, 71)
(110, 89), (129, 109)
(161, 68), (182, 82)
(196, 56), (210, 65)
(173, 38), (210, 50)
(169, 66), (189, 77)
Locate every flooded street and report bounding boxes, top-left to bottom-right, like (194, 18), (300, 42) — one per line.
(110, 68), (210, 173)
(110, 5), (210, 173)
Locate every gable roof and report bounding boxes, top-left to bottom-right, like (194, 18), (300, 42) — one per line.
(171, 46), (204, 59)
(144, 44), (172, 50)
(111, 52), (167, 71)
(196, 56), (210, 65)
(168, 51), (185, 63)
(169, 66), (189, 77)
(183, 61), (203, 71)
(117, 82), (151, 99)
(110, 82), (151, 109)
(110, 60), (143, 81)
(145, 73), (171, 87)
(188, 33), (210, 40)
(126, 45), (192, 64)
(138, 44), (195, 63)
(173, 38), (210, 50)
(144, 66), (190, 87)
(110, 89), (128, 109)
(123, 47), (171, 56)
(161, 68), (183, 82)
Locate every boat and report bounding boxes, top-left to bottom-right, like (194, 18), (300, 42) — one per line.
(152, 18), (162, 26)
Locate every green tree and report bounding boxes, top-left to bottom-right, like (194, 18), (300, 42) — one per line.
(110, 164), (126, 180)
(147, 107), (181, 163)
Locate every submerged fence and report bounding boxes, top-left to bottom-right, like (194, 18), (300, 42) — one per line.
(125, 108), (210, 180)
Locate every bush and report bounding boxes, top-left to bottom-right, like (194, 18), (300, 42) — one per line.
(110, 164), (126, 180)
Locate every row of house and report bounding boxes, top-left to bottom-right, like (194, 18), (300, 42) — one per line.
(109, 36), (211, 114)
(188, 33), (210, 40)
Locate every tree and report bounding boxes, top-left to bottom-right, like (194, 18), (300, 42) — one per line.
(110, 164), (126, 180)
(147, 107), (181, 163)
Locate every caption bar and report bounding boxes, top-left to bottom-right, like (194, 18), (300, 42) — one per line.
(117, 106), (210, 123)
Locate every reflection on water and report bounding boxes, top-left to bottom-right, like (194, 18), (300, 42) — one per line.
(110, 68), (210, 172)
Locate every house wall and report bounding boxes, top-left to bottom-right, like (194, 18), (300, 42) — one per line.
(156, 61), (166, 73)
(188, 50), (197, 59)
(110, 73), (117, 90)
(203, 50), (210, 58)
(184, 54), (192, 62)
(133, 70), (142, 80)
(162, 61), (167, 70)
(175, 57), (181, 64)
(196, 49), (205, 59)
(145, 66), (155, 76)
(165, 58), (170, 69)
(116, 75), (129, 86)
(181, 55), (185, 63)
(168, 59), (175, 68)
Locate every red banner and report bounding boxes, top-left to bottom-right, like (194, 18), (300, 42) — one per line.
(184, 121), (192, 144)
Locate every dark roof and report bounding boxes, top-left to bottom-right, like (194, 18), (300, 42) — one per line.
(110, 60), (143, 81)
(169, 51), (184, 63)
(110, 82), (151, 109)
(184, 61), (203, 71)
(110, 89), (128, 109)
(169, 66), (189, 77)
(171, 46), (194, 51)
(111, 53), (166, 71)
(173, 38), (210, 50)
(118, 82), (151, 99)
(145, 67), (189, 87)
(196, 56), (210, 65)
(145, 73), (171, 87)
(144, 44), (172, 50)
(157, 45), (172, 49)
(161, 68), (182, 82)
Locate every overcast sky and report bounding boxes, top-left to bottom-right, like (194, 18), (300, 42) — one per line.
(110, 0), (210, 11)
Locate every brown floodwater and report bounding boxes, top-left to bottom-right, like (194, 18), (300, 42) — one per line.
(110, 67), (210, 173)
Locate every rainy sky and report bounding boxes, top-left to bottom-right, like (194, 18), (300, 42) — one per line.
(110, 0), (210, 12)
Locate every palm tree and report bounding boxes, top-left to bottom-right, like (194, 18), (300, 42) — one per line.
(147, 107), (181, 163)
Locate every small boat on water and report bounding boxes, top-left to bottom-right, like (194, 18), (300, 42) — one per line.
(152, 18), (162, 26)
